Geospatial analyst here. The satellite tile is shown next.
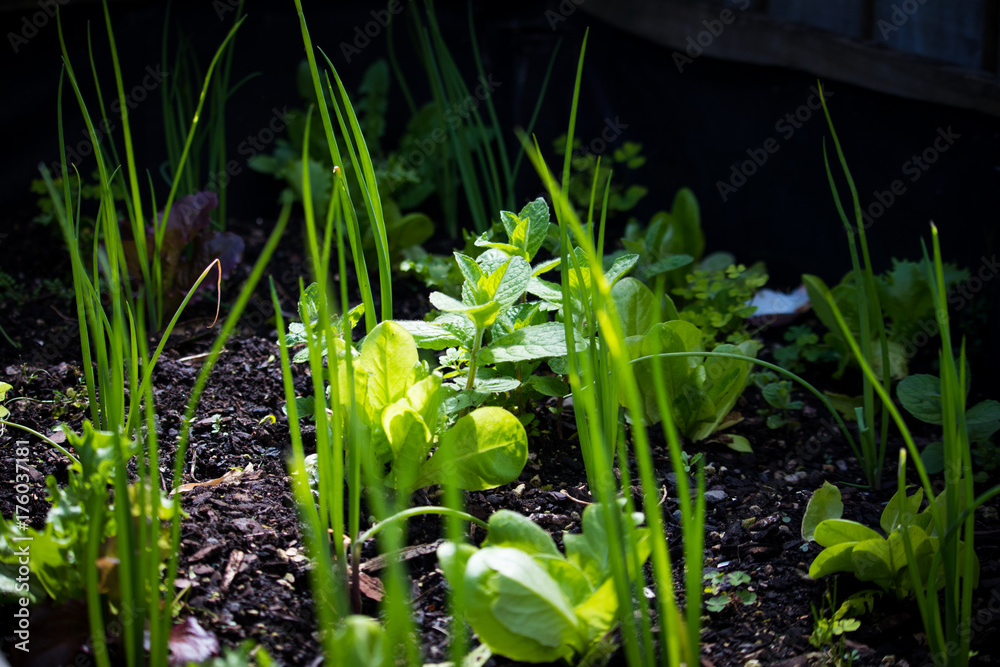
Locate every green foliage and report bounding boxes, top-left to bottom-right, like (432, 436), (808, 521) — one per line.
(672, 263), (768, 344)
(802, 483), (978, 598)
(804, 258), (968, 379)
(287, 315), (528, 496)
(618, 187), (701, 286)
(197, 642), (273, 667)
(897, 374), (1000, 479)
(703, 569), (756, 612)
(329, 616), (387, 667)
(553, 135), (648, 216)
(752, 370), (804, 429)
(399, 199), (581, 408)
(772, 324), (838, 374)
(808, 584), (872, 666)
(0, 424), (176, 605)
(437, 501), (651, 664)
(627, 318), (761, 442)
(249, 58), (435, 265)
(30, 172), (111, 231)
(0, 382), (11, 421)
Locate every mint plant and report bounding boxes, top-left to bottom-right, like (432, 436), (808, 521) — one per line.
(400, 199), (580, 407)
(437, 501), (651, 664)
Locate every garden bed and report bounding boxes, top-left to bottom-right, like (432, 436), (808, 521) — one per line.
(2, 214), (998, 667)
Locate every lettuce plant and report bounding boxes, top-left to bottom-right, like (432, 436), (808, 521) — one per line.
(437, 502), (650, 664)
(290, 317), (529, 496)
(611, 276), (759, 444)
(802, 482), (977, 598)
(121, 191), (244, 320)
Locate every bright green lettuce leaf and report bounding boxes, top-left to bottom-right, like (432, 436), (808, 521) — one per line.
(850, 538), (893, 587)
(814, 520), (883, 548)
(611, 278), (656, 338)
(809, 542), (858, 580)
(464, 547), (581, 663)
(880, 486), (923, 535)
(331, 615), (387, 667)
(481, 511), (560, 557)
(381, 404), (432, 492)
(802, 482), (844, 542)
(416, 407), (527, 491)
(358, 321), (419, 416)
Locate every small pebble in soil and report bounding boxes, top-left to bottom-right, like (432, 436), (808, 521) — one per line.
(704, 489), (728, 504)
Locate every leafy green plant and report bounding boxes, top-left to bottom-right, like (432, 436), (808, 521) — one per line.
(121, 191), (244, 320)
(897, 374), (1000, 479)
(397, 202), (581, 408)
(703, 569), (756, 612)
(0, 382), (11, 424)
(672, 262), (769, 344)
(628, 317), (760, 447)
(812, 221), (1000, 667)
(438, 502), (651, 664)
(803, 482), (977, 598)
(811, 83), (892, 490)
(772, 324), (837, 374)
(617, 187), (701, 288)
(809, 583), (873, 666)
(804, 256), (968, 380)
(752, 370), (804, 430)
(315, 319), (529, 495)
(554, 135), (648, 217)
(0, 424), (165, 604)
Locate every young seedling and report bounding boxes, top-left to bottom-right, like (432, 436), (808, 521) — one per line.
(703, 569), (757, 613)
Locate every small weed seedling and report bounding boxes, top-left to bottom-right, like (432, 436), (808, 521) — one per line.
(809, 583), (874, 667)
(752, 370), (804, 430)
(703, 569), (757, 613)
(773, 324), (837, 375)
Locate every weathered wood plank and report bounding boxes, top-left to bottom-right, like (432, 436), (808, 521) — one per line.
(872, 0), (984, 70)
(579, 0), (1000, 116)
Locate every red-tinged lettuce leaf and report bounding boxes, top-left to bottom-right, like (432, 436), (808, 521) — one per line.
(169, 616), (220, 667)
(159, 192), (219, 298)
(175, 229), (245, 298)
(119, 191), (245, 321)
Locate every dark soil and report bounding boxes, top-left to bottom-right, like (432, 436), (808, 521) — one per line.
(1, 215), (998, 667)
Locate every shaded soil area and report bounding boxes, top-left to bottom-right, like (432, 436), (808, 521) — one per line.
(1, 216), (998, 667)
